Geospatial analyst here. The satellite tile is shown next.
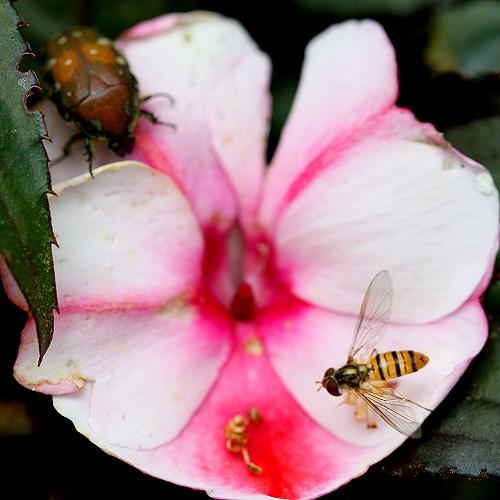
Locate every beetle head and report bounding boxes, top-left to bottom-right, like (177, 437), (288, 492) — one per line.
(111, 134), (135, 156)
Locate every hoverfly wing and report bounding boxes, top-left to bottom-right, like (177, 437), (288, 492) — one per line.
(348, 270), (393, 361)
(353, 385), (422, 437)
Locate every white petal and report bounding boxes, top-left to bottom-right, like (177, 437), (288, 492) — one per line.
(269, 110), (499, 322)
(16, 305), (232, 448)
(119, 12), (270, 228)
(50, 162), (203, 309)
(262, 19), (398, 226)
(261, 299), (488, 446)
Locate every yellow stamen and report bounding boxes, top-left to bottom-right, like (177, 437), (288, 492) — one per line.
(224, 407), (263, 475)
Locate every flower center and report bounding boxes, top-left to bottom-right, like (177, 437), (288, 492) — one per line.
(201, 222), (285, 323)
(230, 282), (255, 321)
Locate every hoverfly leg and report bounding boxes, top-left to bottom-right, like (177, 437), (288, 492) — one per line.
(365, 410), (378, 429)
(349, 391), (376, 427)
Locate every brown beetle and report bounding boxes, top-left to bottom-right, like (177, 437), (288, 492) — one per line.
(42, 26), (173, 173)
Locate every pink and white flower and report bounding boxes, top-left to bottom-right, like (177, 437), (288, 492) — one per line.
(6, 11), (499, 500)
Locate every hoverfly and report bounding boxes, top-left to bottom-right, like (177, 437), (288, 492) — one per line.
(320, 270), (430, 437)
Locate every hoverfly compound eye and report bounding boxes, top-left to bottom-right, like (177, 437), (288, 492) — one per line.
(325, 378), (341, 396)
(322, 368), (341, 396)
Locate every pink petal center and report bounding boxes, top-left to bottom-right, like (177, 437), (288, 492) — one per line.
(201, 221), (289, 322)
(230, 282), (256, 321)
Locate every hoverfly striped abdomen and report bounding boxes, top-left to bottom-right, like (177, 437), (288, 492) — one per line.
(366, 351), (429, 381)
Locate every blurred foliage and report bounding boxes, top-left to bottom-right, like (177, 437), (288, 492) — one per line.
(16, 0), (197, 40)
(445, 116), (500, 187)
(426, 1), (500, 75)
(0, 400), (34, 436)
(294, 0), (443, 17)
(3, 0), (500, 499)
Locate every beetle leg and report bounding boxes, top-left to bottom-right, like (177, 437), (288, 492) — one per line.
(140, 93), (175, 105)
(139, 109), (160, 124)
(62, 132), (87, 156)
(139, 109), (176, 130)
(140, 93), (176, 130)
(50, 132), (86, 167)
(82, 136), (95, 177)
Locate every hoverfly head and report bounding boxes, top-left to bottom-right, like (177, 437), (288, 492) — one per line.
(321, 367), (342, 396)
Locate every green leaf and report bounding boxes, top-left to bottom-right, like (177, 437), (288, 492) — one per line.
(0, 0), (57, 363)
